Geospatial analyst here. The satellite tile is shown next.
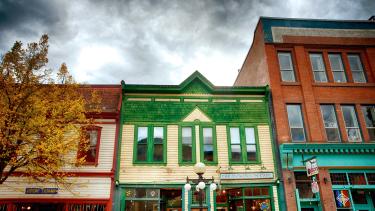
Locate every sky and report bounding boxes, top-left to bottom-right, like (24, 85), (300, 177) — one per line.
(0, 0), (374, 86)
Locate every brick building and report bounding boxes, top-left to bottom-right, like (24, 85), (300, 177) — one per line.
(235, 17), (375, 210)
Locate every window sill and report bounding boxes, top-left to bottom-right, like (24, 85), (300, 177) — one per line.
(179, 162), (196, 166)
(133, 162), (167, 166)
(280, 82), (301, 86)
(229, 161), (261, 165)
(312, 82), (375, 87)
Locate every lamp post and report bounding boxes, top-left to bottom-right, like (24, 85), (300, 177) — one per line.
(184, 162), (217, 211)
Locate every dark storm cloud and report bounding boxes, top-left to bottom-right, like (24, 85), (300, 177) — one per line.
(0, 0), (374, 85)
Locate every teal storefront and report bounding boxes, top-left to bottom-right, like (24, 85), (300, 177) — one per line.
(280, 143), (375, 211)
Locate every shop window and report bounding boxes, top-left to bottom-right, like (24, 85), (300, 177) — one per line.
(348, 54), (367, 83)
(277, 52), (296, 82)
(286, 104), (307, 142)
(348, 173), (366, 185)
(341, 105), (362, 142)
(0, 204), (7, 211)
(361, 105), (375, 141)
(310, 53), (328, 82)
(77, 126), (101, 165)
(294, 172), (314, 199)
(134, 126), (166, 163)
(223, 187), (272, 211)
(320, 105), (341, 142)
(200, 126), (217, 164)
(125, 188), (162, 211)
(351, 190), (367, 204)
(68, 204), (106, 211)
(228, 126), (258, 163)
(216, 189), (228, 204)
(328, 54), (347, 83)
(160, 189), (182, 210)
(330, 173), (348, 185)
(366, 173), (375, 185)
(179, 126), (195, 164)
(333, 190), (352, 209)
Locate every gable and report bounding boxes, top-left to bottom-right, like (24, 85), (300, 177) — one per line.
(182, 107), (212, 122)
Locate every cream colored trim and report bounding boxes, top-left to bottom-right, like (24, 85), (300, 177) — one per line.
(183, 107), (212, 122)
(195, 125), (200, 163)
(127, 98), (152, 101)
(125, 93), (264, 98)
(154, 98), (181, 102)
(212, 99), (237, 103)
(183, 99), (209, 102)
(240, 99), (263, 103)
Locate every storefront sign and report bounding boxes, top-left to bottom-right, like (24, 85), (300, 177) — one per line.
(25, 188), (58, 194)
(334, 190), (351, 208)
(311, 180), (319, 193)
(305, 158), (319, 177)
(220, 172), (274, 180)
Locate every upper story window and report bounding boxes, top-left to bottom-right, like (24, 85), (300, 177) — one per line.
(179, 126), (196, 164)
(348, 54), (367, 83)
(286, 104), (306, 142)
(341, 105), (362, 142)
(320, 105), (341, 142)
(361, 105), (375, 141)
(78, 126), (102, 165)
(135, 126), (166, 164)
(200, 126), (217, 164)
(328, 54), (347, 83)
(309, 53), (328, 82)
(228, 126), (258, 163)
(277, 52), (296, 82)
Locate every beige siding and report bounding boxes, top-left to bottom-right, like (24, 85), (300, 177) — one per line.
(273, 186), (280, 211)
(119, 125), (276, 184)
(0, 176), (111, 199)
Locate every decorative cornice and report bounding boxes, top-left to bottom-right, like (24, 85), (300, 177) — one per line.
(280, 143), (375, 154)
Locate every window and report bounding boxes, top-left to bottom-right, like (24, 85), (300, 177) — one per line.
(228, 126), (258, 163)
(286, 104), (306, 142)
(328, 54), (347, 82)
(278, 52), (296, 82)
(320, 105), (341, 142)
(179, 126), (196, 164)
(310, 53), (328, 82)
(134, 126), (166, 163)
(200, 127), (217, 164)
(361, 105), (375, 141)
(348, 54), (366, 83)
(330, 173), (348, 185)
(294, 172), (314, 199)
(77, 126), (101, 165)
(341, 106), (362, 142)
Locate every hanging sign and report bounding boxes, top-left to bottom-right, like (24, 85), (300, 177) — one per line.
(305, 158), (318, 177)
(334, 190), (351, 208)
(25, 188), (58, 194)
(311, 180), (319, 193)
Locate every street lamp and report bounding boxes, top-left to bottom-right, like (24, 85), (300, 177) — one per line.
(184, 162), (217, 211)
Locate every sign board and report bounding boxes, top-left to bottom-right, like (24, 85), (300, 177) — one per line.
(220, 172), (274, 180)
(25, 188), (58, 194)
(311, 180), (319, 193)
(305, 158), (318, 177)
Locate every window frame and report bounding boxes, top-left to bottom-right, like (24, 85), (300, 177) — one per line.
(133, 125), (167, 165)
(320, 104), (341, 142)
(361, 105), (375, 142)
(77, 125), (102, 166)
(347, 54), (367, 83)
(178, 125), (196, 165)
(199, 125), (218, 165)
(341, 105), (363, 142)
(309, 53), (328, 82)
(277, 51), (297, 82)
(226, 124), (261, 164)
(328, 53), (348, 83)
(286, 104), (307, 142)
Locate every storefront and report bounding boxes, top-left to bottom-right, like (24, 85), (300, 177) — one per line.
(280, 143), (375, 211)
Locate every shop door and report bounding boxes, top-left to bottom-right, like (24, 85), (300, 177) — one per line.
(351, 190), (375, 211)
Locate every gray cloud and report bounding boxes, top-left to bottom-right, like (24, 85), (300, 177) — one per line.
(0, 0), (374, 85)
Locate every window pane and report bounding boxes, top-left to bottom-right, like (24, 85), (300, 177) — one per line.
(310, 54), (327, 82)
(231, 145), (242, 161)
(278, 53), (293, 70)
(329, 54), (347, 82)
(153, 127), (164, 144)
(153, 144), (163, 161)
(333, 190), (352, 208)
(295, 172), (314, 199)
(342, 106), (362, 142)
(367, 173), (375, 185)
(287, 105), (306, 142)
(313, 72), (327, 82)
(348, 173), (366, 185)
(320, 105), (341, 142)
(348, 55), (366, 83)
(137, 127), (148, 144)
(330, 173), (348, 185)
(362, 106), (375, 141)
(245, 128), (255, 144)
(246, 145), (256, 161)
(204, 145), (214, 161)
(182, 145), (192, 162)
(351, 190), (367, 204)
(203, 128), (213, 145)
(230, 128), (240, 144)
(281, 70), (296, 82)
(182, 127), (192, 145)
(137, 145), (147, 161)
(333, 71), (347, 83)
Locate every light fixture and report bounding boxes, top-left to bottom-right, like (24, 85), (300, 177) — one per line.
(194, 162), (206, 174)
(210, 183), (217, 191)
(197, 181), (206, 190)
(184, 183), (191, 191)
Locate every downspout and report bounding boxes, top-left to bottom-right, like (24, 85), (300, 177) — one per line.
(267, 86), (287, 211)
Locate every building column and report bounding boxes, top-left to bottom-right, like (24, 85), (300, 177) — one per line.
(282, 170), (298, 211)
(318, 168), (336, 211)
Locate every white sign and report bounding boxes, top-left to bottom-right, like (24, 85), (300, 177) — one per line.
(220, 172), (274, 180)
(311, 180), (319, 193)
(305, 158), (319, 177)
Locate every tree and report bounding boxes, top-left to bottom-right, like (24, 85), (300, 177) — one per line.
(0, 35), (100, 185)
